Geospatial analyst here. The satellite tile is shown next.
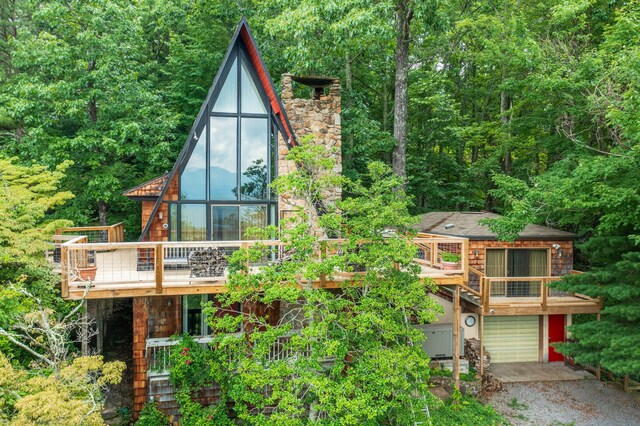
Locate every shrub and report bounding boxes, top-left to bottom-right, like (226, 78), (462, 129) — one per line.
(136, 402), (169, 426)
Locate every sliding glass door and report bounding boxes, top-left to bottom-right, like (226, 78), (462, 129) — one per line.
(487, 249), (548, 297)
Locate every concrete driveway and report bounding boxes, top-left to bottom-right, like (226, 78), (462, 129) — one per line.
(489, 362), (594, 383)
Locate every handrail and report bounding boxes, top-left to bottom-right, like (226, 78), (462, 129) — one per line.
(55, 223), (124, 244)
(60, 235), (88, 298)
(468, 266), (484, 277)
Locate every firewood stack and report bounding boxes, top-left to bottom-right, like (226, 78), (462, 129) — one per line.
(189, 248), (228, 277)
(464, 338), (490, 372)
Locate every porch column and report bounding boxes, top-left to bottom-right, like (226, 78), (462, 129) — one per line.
(453, 285), (460, 389)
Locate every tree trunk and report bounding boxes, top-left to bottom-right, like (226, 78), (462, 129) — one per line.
(97, 200), (108, 226)
(392, 0), (413, 180)
(344, 52), (353, 168)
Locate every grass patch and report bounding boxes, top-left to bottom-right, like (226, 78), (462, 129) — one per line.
(430, 367), (478, 382)
(507, 397), (528, 411)
(430, 394), (510, 426)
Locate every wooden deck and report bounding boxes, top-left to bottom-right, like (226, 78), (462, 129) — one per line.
(60, 236), (469, 300)
(55, 229), (600, 315)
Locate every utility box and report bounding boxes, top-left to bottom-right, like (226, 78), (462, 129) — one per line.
(414, 323), (464, 359)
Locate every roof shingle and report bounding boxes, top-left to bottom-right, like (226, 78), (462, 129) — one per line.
(418, 211), (576, 240)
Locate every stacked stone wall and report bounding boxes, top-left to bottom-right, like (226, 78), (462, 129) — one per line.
(278, 74), (342, 230)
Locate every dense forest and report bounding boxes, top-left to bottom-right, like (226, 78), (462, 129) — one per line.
(1, 0), (640, 422)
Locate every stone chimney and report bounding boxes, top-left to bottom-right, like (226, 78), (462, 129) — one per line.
(278, 74), (342, 210)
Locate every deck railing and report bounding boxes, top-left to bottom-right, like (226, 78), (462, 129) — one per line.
(55, 223), (125, 244)
(146, 333), (313, 377)
(49, 223), (125, 268)
(58, 234), (468, 298)
(479, 274), (598, 310)
(414, 232), (469, 281)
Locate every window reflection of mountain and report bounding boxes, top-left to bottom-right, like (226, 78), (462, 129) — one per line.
(239, 158), (268, 200)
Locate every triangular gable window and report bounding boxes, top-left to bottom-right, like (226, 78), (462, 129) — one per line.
(173, 42), (278, 242)
(241, 61), (267, 114)
(212, 58), (237, 113)
(180, 125), (206, 200)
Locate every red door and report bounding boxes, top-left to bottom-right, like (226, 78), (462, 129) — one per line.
(548, 314), (565, 362)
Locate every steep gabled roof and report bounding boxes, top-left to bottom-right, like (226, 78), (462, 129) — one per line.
(419, 211), (576, 240)
(123, 174), (168, 199)
(137, 18), (295, 241)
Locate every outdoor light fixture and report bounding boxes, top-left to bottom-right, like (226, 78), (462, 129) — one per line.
(552, 243), (562, 257)
(474, 249), (479, 259)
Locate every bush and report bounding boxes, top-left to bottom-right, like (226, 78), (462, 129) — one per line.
(136, 402), (169, 426)
(430, 395), (508, 425)
(441, 252), (461, 262)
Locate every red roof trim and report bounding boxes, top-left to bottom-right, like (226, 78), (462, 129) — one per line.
(239, 26), (294, 144)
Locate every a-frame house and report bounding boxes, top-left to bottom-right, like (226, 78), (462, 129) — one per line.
(132, 18), (295, 245)
(53, 17), (600, 422)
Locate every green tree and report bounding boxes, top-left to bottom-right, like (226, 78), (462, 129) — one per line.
(169, 140), (442, 424)
(0, 0), (179, 228)
(480, 2), (640, 377)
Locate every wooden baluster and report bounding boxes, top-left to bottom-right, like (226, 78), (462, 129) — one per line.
(541, 279), (548, 311)
(430, 242), (435, 267)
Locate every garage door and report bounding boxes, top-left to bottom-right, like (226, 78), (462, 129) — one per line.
(484, 316), (539, 363)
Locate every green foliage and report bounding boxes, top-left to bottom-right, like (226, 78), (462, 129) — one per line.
(0, 156), (75, 366)
(0, 354), (125, 425)
(0, 157), (73, 262)
(169, 142), (443, 424)
(136, 402), (170, 426)
(169, 335), (211, 392)
(440, 252), (461, 263)
(553, 252), (640, 376)
(507, 397), (528, 411)
(430, 395), (508, 426)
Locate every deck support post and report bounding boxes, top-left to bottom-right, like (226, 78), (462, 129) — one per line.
(453, 285), (460, 389)
(479, 313), (484, 377)
(155, 245), (163, 294)
(81, 300), (89, 356)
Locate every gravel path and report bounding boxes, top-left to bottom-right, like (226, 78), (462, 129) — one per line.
(487, 380), (640, 425)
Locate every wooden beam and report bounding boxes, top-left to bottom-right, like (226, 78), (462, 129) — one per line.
(486, 304), (600, 316)
(155, 245), (163, 294)
(453, 285), (460, 389)
(541, 279), (548, 311)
